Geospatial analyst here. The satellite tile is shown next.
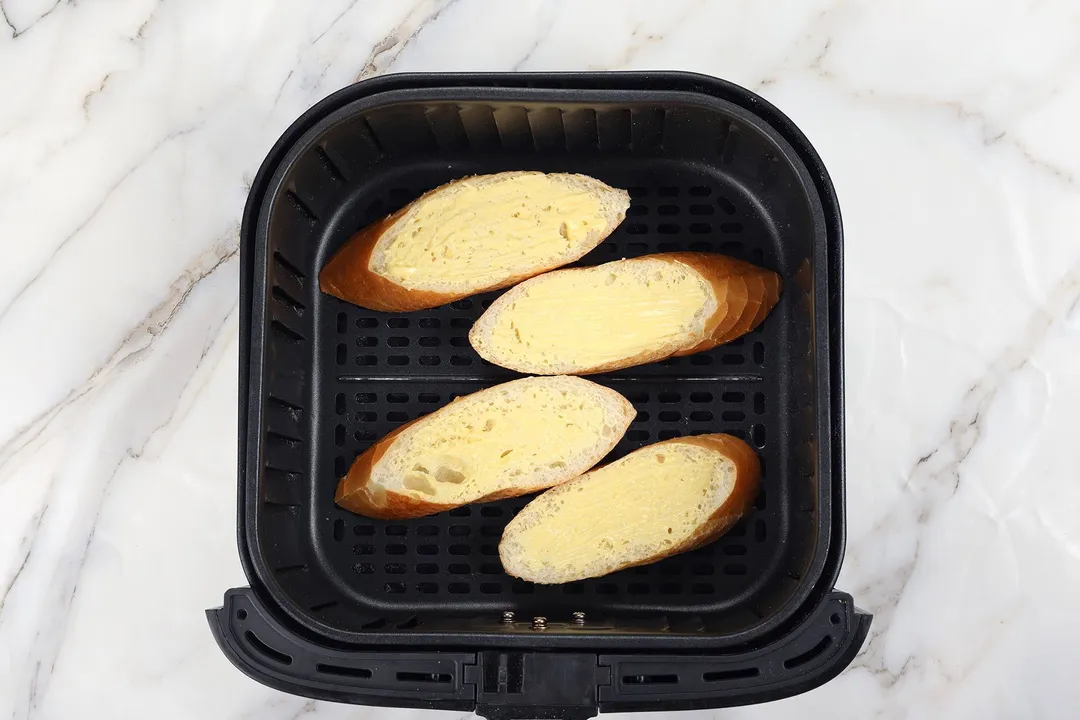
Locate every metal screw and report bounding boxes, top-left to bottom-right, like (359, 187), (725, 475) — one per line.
(532, 616), (548, 630)
(501, 611), (515, 624)
(572, 611), (586, 625)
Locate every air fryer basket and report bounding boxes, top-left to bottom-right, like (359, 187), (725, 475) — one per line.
(210, 72), (869, 717)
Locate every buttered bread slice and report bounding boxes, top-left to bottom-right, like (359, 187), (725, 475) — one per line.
(469, 252), (781, 375)
(334, 376), (635, 520)
(499, 434), (760, 583)
(319, 172), (630, 311)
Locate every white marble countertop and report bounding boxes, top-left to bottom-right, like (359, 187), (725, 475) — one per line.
(2, 1), (1079, 718)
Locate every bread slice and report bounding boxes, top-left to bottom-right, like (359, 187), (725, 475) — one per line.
(499, 434), (760, 584)
(319, 172), (630, 312)
(334, 376), (635, 519)
(469, 252), (781, 375)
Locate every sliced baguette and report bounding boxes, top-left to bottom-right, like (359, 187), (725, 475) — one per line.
(469, 252), (781, 375)
(334, 376), (635, 520)
(499, 434), (760, 584)
(319, 171), (630, 312)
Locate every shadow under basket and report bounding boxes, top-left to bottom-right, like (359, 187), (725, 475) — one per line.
(209, 71), (870, 719)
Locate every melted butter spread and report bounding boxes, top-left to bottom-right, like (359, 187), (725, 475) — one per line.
(512, 444), (731, 570)
(486, 259), (709, 368)
(391, 382), (612, 501)
(375, 174), (607, 290)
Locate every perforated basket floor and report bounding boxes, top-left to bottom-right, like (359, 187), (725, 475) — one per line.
(242, 76), (840, 651)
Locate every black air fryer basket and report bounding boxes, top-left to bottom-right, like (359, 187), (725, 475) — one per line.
(208, 72), (870, 718)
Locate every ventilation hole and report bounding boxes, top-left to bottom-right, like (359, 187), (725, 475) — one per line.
(354, 525), (375, 536)
(448, 583), (470, 594)
(355, 393), (376, 404)
(418, 393), (440, 404)
(562, 582), (585, 595)
(355, 336), (376, 347)
(416, 526), (438, 538)
(754, 392), (765, 413)
(356, 411), (376, 422)
(448, 336), (470, 348)
(386, 392), (408, 403)
(450, 356), (473, 366)
(752, 424), (766, 448)
(626, 242), (649, 253)
(626, 429), (649, 441)
(385, 563), (407, 574)
(755, 518), (768, 542)
(449, 544), (470, 556)
(480, 506), (504, 518)
(448, 563), (472, 575)
(660, 583), (681, 595)
(689, 204), (714, 216)
(334, 425), (345, 447)
(385, 582), (406, 594)
(784, 636), (834, 669)
(720, 241), (744, 255)
(719, 392), (744, 403)
(722, 410), (746, 422)
(628, 583), (649, 595)
(356, 355), (377, 367)
(353, 563), (375, 576)
(658, 223), (679, 234)
(690, 354), (713, 366)
(397, 616), (420, 629)
(659, 564), (682, 576)
(335, 344), (346, 365)
(316, 663), (372, 679)
(657, 242), (677, 251)
(689, 223), (712, 234)
(691, 564), (714, 576)
(245, 631), (292, 665)
(658, 204), (679, 216)
(753, 341), (765, 364)
(690, 410), (713, 422)
(692, 583), (715, 594)
(385, 525), (407, 536)
(356, 317), (378, 328)
(334, 393), (346, 415)
(417, 582), (438, 594)
(449, 317), (472, 329)
(721, 354), (745, 365)
(480, 525), (502, 538)
(334, 456), (347, 475)
(419, 318), (440, 329)
(449, 506), (471, 517)
(449, 525), (471, 537)
(354, 544), (375, 555)
(658, 429), (681, 440)
(385, 544), (407, 555)
(627, 204), (648, 216)
(721, 222), (744, 233)
(831, 613), (842, 625)
(625, 223), (648, 235)
(658, 391), (680, 403)
(387, 318), (409, 328)
(634, 411), (650, 423)
(601, 242), (619, 254)
(416, 563), (438, 574)
(723, 563), (748, 576)
(388, 356), (408, 366)
(386, 411), (408, 422)
(332, 519), (344, 541)
(689, 241), (712, 252)
(397, 671), (452, 684)
(361, 617), (387, 630)
(387, 337), (409, 348)
(480, 298), (495, 309)
(336, 313), (347, 332)
(723, 544), (748, 556)
(658, 186), (679, 197)
(511, 579), (534, 594)
(417, 544), (438, 555)
(595, 583), (618, 595)
(450, 299), (473, 310)
(480, 583), (503, 594)
(727, 523), (746, 538)
(623, 674), (677, 685)
(703, 667), (759, 682)
(628, 186), (648, 198)
(480, 544), (499, 556)
(659, 410), (681, 422)
(689, 185), (712, 197)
